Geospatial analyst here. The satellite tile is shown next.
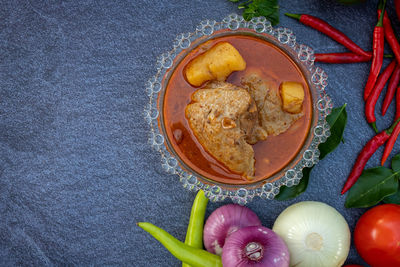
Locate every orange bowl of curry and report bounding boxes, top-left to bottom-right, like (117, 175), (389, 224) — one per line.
(145, 15), (332, 204)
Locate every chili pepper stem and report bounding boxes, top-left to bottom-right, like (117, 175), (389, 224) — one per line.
(377, 0), (387, 27)
(370, 122), (379, 133)
(386, 117), (400, 135)
(284, 13), (302, 20)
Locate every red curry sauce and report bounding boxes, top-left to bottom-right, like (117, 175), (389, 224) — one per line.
(162, 35), (312, 184)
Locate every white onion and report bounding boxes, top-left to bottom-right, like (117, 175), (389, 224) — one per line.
(272, 201), (350, 267)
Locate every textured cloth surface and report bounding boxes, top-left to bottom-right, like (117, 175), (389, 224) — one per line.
(1, 0), (398, 266)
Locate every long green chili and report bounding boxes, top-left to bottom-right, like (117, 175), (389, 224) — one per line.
(183, 190), (209, 267)
(138, 222), (222, 267)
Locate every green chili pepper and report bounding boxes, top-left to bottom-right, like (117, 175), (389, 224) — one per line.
(183, 190), (209, 267)
(138, 222), (222, 267)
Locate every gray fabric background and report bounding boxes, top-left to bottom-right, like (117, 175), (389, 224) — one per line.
(1, 0), (399, 266)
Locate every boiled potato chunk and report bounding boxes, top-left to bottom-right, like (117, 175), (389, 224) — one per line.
(185, 42), (246, 86)
(280, 81), (305, 114)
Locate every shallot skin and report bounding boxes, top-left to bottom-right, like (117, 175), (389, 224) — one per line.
(203, 204), (262, 255)
(222, 226), (290, 267)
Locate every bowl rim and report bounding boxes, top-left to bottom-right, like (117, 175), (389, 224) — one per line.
(144, 14), (332, 204)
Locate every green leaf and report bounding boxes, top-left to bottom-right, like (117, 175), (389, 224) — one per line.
(383, 154), (400, 205)
(275, 167), (311, 200)
(391, 153), (400, 172)
(383, 184), (400, 204)
(319, 104), (347, 160)
(229, 0), (280, 25)
(382, 155), (400, 204)
(275, 104), (347, 201)
(345, 167), (399, 208)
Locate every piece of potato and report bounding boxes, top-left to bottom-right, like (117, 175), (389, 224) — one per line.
(185, 42), (246, 86)
(280, 81), (305, 114)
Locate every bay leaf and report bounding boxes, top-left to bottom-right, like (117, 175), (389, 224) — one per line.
(382, 155), (400, 204)
(391, 153), (400, 172)
(274, 168), (311, 201)
(319, 103), (347, 160)
(275, 104), (347, 200)
(345, 167), (399, 208)
(383, 184), (400, 204)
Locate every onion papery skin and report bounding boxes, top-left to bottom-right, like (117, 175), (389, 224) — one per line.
(272, 201), (351, 267)
(203, 204), (262, 255)
(222, 226), (290, 267)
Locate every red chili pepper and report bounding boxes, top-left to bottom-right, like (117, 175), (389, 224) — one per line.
(381, 121), (400, 165)
(382, 64), (400, 116)
(342, 131), (389, 194)
(365, 60), (396, 132)
(314, 52), (371, 63)
(314, 52), (394, 64)
(383, 85), (400, 165)
(341, 119), (400, 194)
(396, 86), (400, 119)
(395, 0), (400, 21)
(285, 13), (370, 58)
(363, 1), (387, 100)
(378, 10), (400, 65)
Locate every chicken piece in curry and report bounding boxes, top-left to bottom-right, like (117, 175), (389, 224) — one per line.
(241, 74), (304, 136)
(185, 81), (267, 179)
